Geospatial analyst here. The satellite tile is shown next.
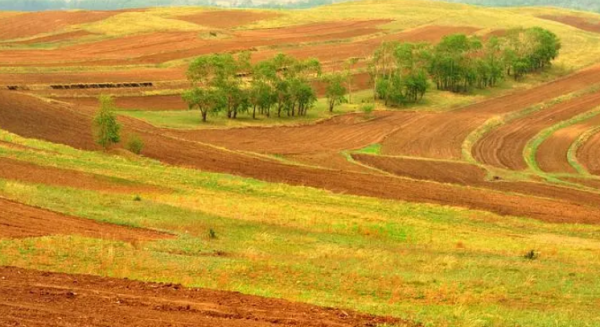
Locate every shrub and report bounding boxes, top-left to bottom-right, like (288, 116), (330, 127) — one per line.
(524, 250), (538, 260)
(209, 228), (217, 239)
(133, 195), (142, 202)
(361, 103), (375, 116)
(127, 134), (144, 155)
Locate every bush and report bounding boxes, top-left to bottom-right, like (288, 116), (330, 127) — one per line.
(361, 103), (375, 116)
(524, 250), (538, 260)
(127, 134), (144, 155)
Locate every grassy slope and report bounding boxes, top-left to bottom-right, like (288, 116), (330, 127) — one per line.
(1, 129), (600, 327)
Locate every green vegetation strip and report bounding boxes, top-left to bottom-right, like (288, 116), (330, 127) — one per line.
(567, 126), (600, 175)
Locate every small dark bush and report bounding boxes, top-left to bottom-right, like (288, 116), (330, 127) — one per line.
(209, 228), (217, 239)
(133, 195), (142, 201)
(127, 134), (144, 155)
(524, 250), (538, 260)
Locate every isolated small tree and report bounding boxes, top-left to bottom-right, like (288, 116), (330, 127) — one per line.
(93, 95), (121, 150)
(324, 73), (348, 112)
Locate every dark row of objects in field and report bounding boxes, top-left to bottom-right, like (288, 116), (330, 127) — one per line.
(5, 82), (154, 91)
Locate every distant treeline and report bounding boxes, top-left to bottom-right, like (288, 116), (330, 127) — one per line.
(435, 0), (600, 12)
(0, 0), (344, 11)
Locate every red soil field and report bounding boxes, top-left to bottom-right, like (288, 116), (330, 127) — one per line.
(168, 111), (418, 154)
(0, 11), (117, 40)
(0, 68), (186, 85)
(381, 65), (600, 159)
(537, 114), (600, 173)
(0, 266), (405, 327)
(8, 30), (95, 45)
(0, 20), (390, 67)
(578, 129), (600, 175)
(352, 154), (600, 209)
(473, 89), (600, 170)
(539, 15), (600, 33)
(286, 151), (375, 173)
(176, 10), (280, 28)
(3, 91), (600, 224)
(0, 198), (169, 241)
(0, 157), (163, 194)
(55, 95), (189, 111)
(353, 154), (487, 184)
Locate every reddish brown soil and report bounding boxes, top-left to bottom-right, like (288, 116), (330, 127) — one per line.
(473, 89), (600, 170)
(0, 20), (390, 67)
(254, 25), (479, 66)
(176, 10), (280, 28)
(0, 198), (169, 241)
(578, 129), (600, 175)
(352, 154), (600, 209)
(3, 91), (600, 224)
(537, 114), (600, 173)
(0, 266), (406, 327)
(8, 30), (95, 45)
(0, 157), (162, 194)
(0, 11), (117, 40)
(55, 95), (188, 111)
(539, 15), (600, 33)
(381, 65), (600, 159)
(286, 152), (374, 173)
(0, 68), (186, 85)
(353, 154), (487, 184)
(170, 112), (418, 155)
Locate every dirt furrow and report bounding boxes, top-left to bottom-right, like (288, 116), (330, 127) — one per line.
(381, 66), (600, 160)
(0, 266), (405, 327)
(473, 89), (600, 170)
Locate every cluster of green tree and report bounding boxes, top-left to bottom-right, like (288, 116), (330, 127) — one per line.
(434, 0), (600, 13)
(182, 53), (325, 122)
(369, 27), (560, 106)
(0, 0), (345, 11)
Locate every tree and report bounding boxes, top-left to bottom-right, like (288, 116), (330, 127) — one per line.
(93, 95), (121, 150)
(344, 57), (359, 103)
(324, 73), (348, 112)
(182, 87), (224, 122)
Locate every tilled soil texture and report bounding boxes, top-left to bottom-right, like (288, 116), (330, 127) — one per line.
(473, 89), (600, 170)
(0, 11), (118, 40)
(175, 10), (280, 29)
(0, 157), (164, 194)
(539, 15), (600, 34)
(54, 95), (189, 111)
(3, 91), (600, 224)
(170, 112), (421, 154)
(380, 65), (600, 159)
(537, 114), (600, 174)
(352, 154), (600, 209)
(579, 129), (600, 175)
(0, 20), (391, 67)
(0, 198), (170, 241)
(0, 266), (407, 327)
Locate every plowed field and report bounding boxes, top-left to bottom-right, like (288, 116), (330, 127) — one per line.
(0, 266), (404, 327)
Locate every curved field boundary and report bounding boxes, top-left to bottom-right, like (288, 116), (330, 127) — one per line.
(578, 127), (600, 176)
(525, 106), (600, 178)
(538, 114), (600, 174)
(381, 65), (600, 160)
(569, 126), (600, 175)
(352, 153), (600, 208)
(0, 266), (406, 327)
(473, 89), (600, 171)
(0, 157), (164, 194)
(539, 15), (600, 34)
(0, 198), (170, 242)
(4, 91), (600, 224)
